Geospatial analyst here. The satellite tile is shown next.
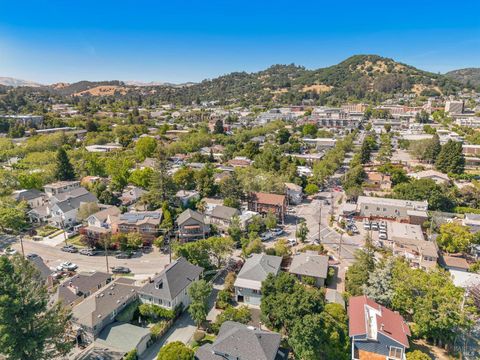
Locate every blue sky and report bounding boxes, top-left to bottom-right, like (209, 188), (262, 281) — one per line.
(1, 0), (479, 84)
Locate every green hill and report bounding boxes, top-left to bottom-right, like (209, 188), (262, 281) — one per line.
(446, 68), (480, 88)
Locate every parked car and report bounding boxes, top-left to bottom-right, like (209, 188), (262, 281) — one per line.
(51, 271), (64, 280)
(287, 238), (297, 246)
(363, 219), (371, 230)
(26, 253), (38, 259)
(56, 261), (78, 271)
(141, 246), (153, 254)
(371, 222), (379, 231)
(61, 245), (78, 253)
(3, 247), (17, 256)
(111, 266), (131, 274)
(270, 228), (284, 236)
(379, 233), (388, 240)
(115, 251), (135, 259)
(260, 232), (274, 242)
(80, 248), (96, 256)
(349, 225), (359, 234)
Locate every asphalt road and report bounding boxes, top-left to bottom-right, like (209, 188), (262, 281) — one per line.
(10, 238), (170, 277)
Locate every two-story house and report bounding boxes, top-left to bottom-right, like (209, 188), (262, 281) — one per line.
(111, 211), (163, 243)
(289, 251), (329, 287)
(348, 295), (411, 360)
(49, 189), (98, 227)
(12, 189), (47, 209)
(44, 180), (81, 197)
(138, 257), (203, 310)
(206, 205), (240, 232)
(234, 253), (282, 306)
(81, 206), (121, 244)
(177, 209), (210, 241)
(71, 278), (139, 343)
(247, 192), (287, 224)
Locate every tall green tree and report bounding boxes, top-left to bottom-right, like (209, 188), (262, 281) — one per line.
(0, 256), (73, 360)
(135, 136), (157, 161)
(195, 164), (216, 197)
(345, 248), (375, 296)
(0, 198), (27, 233)
(435, 140), (465, 174)
(213, 119), (224, 134)
(296, 221), (309, 243)
(391, 260), (471, 346)
(436, 223), (474, 253)
(261, 272), (324, 334)
(157, 341), (193, 360)
(188, 280), (212, 328)
(142, 154), (176, 209)
(54, 147), (75, 181)
(422, 133), (441, 163)
(289, 303), (350, 360)
(363, 256), (395, 307)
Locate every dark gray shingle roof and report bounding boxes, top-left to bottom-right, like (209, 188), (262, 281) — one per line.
(177, 209), (205, 226)
(210, 205), (240, 221)
(139, 257), (203, 301)
(289, 251), (329, 279)
(195, 321), (282, 360)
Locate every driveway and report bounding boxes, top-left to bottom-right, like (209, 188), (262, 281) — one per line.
(140, 270), (225, 359)
(140, 311), (197, 360)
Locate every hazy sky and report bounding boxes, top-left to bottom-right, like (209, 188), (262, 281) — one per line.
(1, 0), (479, 84)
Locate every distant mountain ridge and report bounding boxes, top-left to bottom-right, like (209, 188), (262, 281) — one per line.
(0, 55), (472, 105)
(446, 68), (480, 88)
(0, 77), (43, 87)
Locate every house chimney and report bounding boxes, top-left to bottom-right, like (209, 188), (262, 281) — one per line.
(380, 323), (384, 331)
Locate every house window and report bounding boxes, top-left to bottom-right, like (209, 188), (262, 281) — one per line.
(388, 346), (403, 359)
(252, 289), (260, 294)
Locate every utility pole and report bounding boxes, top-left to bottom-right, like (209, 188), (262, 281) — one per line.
(339, 232), (343, 261)
(318, 200), (322, 243)
(61, 217), (68, 246)
(19, 234), (25, 258)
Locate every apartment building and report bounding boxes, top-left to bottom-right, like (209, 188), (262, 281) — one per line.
(356, 196), (428, 224)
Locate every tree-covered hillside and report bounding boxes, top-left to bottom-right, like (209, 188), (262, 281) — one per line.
(446, 68), (480, 89)
(0, 55), (469, 110)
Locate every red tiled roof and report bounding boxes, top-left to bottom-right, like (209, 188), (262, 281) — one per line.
(250, 192), (286, 206)
(348, 295), (410, 348)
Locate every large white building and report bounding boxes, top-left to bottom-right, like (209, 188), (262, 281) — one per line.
(445, 100), (464, 114)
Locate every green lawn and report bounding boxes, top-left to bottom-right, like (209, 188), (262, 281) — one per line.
(67, 235), (86, 247)
(191, 334), (216, 351)
(35, 225), (59, 237)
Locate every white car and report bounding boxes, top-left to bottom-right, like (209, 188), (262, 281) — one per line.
(287, 238), (297, 246)
(271, 228), (284, 236)
(260, 232), (274, 242)
(379, 233), (388, 240)
(363, 219), (371, 230)
(56, 261), (78, 271)
(3, 248), (17, 256)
